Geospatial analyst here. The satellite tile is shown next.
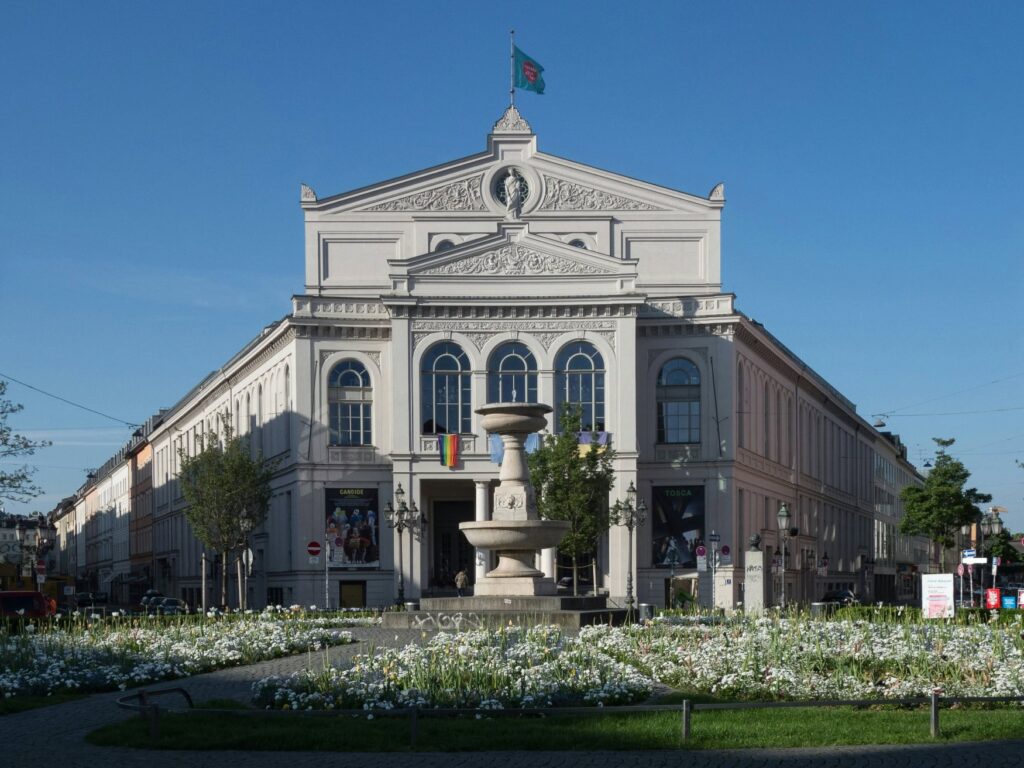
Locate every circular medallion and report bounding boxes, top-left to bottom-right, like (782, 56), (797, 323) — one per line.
(494, 168), (531, 206)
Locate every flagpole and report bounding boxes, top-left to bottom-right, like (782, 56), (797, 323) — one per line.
(509, 29), (515, 107)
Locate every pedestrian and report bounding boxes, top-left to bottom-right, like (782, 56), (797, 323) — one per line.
(454, 568), (468, 597)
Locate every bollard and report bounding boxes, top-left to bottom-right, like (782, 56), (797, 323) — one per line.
(681, 700), (692, 743)
(409, 707), (418, 749)
(930, 690), (940, 738)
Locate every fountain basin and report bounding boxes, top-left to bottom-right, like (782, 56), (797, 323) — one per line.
(476, 402), (551, 435)
(459, 520), (569, 552)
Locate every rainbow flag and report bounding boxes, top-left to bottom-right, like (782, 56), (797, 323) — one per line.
(438, 434), (459, 467)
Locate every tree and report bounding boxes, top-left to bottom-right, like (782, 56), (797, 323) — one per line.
(984, 527), (1020, 564)
(178, 416), (274, 608)
(0, 380), (51, 503)
(528, 404), (616, 595)
(899, 437), (991, 572)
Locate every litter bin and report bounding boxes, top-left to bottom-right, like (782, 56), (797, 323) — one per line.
(810, 601), (838, 617)
(637, 603), (654, 622)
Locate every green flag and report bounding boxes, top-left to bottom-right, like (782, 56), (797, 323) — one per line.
(513, 46), (545, 95)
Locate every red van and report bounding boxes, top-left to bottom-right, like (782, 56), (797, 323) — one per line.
(0, 590), (56, 618)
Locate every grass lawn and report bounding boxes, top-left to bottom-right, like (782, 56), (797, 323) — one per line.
(87, 704), (1024, 751)
(0, 693), (85, 716)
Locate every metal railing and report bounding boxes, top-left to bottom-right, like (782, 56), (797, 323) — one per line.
(115, 686), (1024, 746)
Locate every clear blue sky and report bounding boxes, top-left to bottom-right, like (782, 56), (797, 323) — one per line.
(2, 2), (1022, 530)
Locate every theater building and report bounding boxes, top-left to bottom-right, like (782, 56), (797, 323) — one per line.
(55, 106), (929, 609)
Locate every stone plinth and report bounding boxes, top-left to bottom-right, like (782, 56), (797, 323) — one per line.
(382, 594), (627, 630)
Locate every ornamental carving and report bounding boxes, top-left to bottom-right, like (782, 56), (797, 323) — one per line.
(539, 176), (662, 211)
(300, 183), (317, 202)
(363, 176), (487, 212)
(491, 104), (533, 134)
(419, 243), (611, 276)
(411, 320), (617, 352)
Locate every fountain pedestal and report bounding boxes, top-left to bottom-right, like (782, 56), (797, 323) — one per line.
(382, 402), (626, 629)
(459, 403), (568, 597)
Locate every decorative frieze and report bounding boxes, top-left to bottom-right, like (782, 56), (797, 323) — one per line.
(640, 296), (735, 318)
(362, 176), (487, 212)
(539, 175), (662, 211)
(410, 319), (618, 351)
(638, 323), (735, 339)
(295, 299), (389, 317)
(419, 243), (612, 277)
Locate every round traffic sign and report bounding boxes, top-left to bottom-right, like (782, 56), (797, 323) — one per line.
(695, 545), (707, 557)
(957, 563), (965, 576)
(720, 545), (731, 556)
(307, 540), (322, 556)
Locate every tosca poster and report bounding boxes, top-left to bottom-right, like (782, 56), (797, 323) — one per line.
(651, 485), (705, 569)
(325, 488), (379, 569)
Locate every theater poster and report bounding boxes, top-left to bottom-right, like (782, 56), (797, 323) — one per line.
(325, 488), (380, 569)
(651, 485), (705, 569)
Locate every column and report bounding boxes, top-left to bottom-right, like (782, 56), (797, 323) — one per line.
(474, 480), (489, 583)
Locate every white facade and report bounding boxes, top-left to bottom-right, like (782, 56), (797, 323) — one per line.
(51, 107), (929, 609)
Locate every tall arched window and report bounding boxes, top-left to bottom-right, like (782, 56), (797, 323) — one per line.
(656, 358), (701, 444)
(555, 341), (605, 431)
(421, 342), (471, 434)
(328, 360), (372, 446)
(487, 342), (537, 403)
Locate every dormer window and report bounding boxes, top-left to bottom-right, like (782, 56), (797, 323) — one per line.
(434, 239), (455, 252)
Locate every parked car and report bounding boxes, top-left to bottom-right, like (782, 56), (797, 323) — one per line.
(0, 590), (57, 618)
(818, 589), (859, 606)
(156, 597), (190, 615)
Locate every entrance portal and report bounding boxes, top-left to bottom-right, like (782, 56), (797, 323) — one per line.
(431, 500), (475, 590)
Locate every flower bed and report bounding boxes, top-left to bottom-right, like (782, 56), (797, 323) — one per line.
(0, 613), (354, 699)
(253, 614), (1024, 711)
(253, 625), (651, 711)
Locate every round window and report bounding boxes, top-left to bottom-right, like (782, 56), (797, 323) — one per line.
(435, 239), (455, 252)
(568, 239), (587, 249)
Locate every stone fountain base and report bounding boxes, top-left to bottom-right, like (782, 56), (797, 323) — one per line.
(381, 594), (627, 631)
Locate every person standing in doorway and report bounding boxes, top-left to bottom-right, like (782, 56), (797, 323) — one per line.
(454, 568), (468, 597)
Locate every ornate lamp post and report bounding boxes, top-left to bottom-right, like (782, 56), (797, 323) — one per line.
(612, 481), (647, 617)
(384, 483), (421, 605)
(978, 508), (1003, 591)
(776, 503), (792, 610)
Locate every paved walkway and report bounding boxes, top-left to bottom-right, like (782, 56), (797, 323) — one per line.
(2, 626), (1023, 768)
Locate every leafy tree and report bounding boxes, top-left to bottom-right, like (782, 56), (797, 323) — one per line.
(528, 404), (616, 595)
(899, 437), (991, 571)
(985, 527), (1020, 564)
(0, 381), (51, 503)
(178, 416), (275, 607)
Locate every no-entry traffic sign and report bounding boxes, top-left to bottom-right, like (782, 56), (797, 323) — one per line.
(307, 540), (322, 557)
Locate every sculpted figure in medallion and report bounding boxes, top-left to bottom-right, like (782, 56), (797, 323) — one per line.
(504, 169), (523, 218)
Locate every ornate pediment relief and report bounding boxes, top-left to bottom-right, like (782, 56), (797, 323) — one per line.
(418, 242), (614, 277)
(539, 175), (663, 211)
(361, 176), (488, 212)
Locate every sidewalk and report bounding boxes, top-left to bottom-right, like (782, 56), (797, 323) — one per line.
(2, 626), (1022, 768)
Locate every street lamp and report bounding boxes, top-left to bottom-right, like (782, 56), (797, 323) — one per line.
(979, 508), (1003, 591)
(384, 482), (421, 605)
(612, 481), (647, 618)
(776, 503), (794, 610)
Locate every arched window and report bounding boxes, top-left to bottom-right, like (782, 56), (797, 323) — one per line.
(487, 342), (537, 404)
(328, 360), (372, 446)
(568, 238), (587, 249)
(656, 358), (701, 444)
(555, 341), (605, 431)
(434, 239), (455, 252)
(421, 342), (471, 434)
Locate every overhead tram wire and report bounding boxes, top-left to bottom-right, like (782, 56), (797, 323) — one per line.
(872, 371), (1024, 424)
(0, 372), (139, 428)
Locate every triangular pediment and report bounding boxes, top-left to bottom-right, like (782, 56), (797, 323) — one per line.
(400, 231), (632, 279)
